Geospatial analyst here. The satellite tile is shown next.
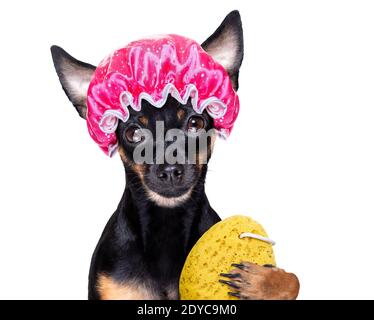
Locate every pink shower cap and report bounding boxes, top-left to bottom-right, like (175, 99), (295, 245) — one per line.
(86, 34), (240, 156)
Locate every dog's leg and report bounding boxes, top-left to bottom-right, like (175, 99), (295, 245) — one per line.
(219, 262), (300, 300)
(96, 273), (158, 300)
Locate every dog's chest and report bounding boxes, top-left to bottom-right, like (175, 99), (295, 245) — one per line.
(139, 216), (191, 299)
(95, 210), (197, 300)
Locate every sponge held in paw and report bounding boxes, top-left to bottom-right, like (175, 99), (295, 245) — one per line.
(179, 215), (276, 300)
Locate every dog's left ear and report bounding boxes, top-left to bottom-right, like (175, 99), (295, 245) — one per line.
(201, 10), (244, 90)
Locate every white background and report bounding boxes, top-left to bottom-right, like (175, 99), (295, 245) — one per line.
(0, 0), (373, 299)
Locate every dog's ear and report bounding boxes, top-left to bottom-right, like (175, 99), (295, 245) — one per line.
(51, 45), (96, 119)
(201, 10), (244, 90)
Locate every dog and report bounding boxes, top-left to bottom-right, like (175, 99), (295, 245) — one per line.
(51, 10), (299, 300)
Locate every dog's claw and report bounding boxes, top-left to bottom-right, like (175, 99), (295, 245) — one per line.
(263, 264), (274, 268)
(219, 279), (241, 289)
(231, 263), (246, 270)
(220, 273), (241, 279)
(228, 292), (241, 298)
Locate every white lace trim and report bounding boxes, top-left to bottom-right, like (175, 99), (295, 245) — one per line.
(99, 83), (227, 134)
(98, 83), (230, 156)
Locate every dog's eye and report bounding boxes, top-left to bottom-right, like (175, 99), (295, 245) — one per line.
(125, 125), (143, 143)
(187, 116), (205, 133)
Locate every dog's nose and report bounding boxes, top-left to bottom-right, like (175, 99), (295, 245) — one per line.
(157, 164), (184, 183)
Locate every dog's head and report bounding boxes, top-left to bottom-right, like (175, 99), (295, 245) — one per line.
(51, 11), (243, 208)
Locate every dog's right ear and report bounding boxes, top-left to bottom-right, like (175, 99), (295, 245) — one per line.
(51, 45), (96, 119)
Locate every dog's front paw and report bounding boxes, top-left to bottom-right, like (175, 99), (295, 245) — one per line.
(219, 262), (300, 300)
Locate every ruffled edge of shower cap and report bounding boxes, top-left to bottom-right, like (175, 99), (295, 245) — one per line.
(86, 34), (240, 156)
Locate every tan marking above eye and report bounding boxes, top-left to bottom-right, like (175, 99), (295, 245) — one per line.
(177, 109), (186, 121)
(138, 116), (149, 127)
(96, 273), (156, 300)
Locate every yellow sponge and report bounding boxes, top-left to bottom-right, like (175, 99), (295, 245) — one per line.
(179, 215), (276, 300)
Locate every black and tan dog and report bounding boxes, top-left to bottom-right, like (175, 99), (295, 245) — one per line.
(51, 10), (299, 300)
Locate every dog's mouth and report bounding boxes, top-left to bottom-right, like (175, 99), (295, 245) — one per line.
(141, 164), (199, 207)
(144, 186), (193, 208)
(144, 177), (195, 200)
(147, 185), (192, 198)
